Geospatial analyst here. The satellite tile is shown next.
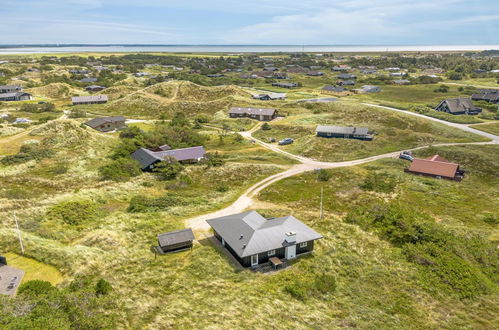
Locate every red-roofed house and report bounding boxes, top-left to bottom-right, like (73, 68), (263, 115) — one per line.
(405, 155), (464, 181)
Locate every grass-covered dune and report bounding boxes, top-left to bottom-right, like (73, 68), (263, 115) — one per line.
(83, 81), (254, 119)
(253, 101), (488, 161)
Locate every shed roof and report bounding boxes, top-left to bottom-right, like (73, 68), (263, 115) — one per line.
(206, 211), (323, 257)
(157, 228), (195, 247)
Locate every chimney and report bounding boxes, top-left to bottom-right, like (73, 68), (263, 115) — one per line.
(285, 231), (296, 244)
(239, 234), (244, 240)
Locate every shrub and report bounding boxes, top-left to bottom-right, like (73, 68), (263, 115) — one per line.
(0, 142), (54, 166)
(317, 169), (332, 182)
(46, 199), (101, 225)
(216, 184), (229, 192)
(95, 279), (112, 296)
(68, 108), (87, 118)
(481, 214), (497, 225)
(18, 280), (55, 296)
(205, 152), (225, 167)
(313, 273), (337, 294)
(261, 123), (271, 130)
(152, 157), (184, 181)
(99, 158), (142, 182)
(360, 172), (398, 193)
(127, 194), (180, 213)
(284, 282), (309, 301)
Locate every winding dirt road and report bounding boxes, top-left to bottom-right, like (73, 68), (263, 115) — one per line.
(187, 104), (498, 233)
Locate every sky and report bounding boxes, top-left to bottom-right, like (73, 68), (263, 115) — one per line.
(1, 0), (498, 45)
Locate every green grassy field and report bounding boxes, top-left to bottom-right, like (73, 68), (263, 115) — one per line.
(470, 122), (499, 135)
(253, 101), (488, 161)
(2, 252), (63, 285)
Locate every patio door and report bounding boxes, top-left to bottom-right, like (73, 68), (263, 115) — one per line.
(251, 254), (258, 267)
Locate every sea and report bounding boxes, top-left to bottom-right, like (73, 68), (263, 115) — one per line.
(0, 45), (498, 54)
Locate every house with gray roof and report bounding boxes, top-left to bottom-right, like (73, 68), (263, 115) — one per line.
(85, 116), (126, 132)
(471, 89), (499, 104)
(0, 92), (33, 102)
(0, 85), (22, 94)
(207, 211), (323, 268)
(229, 107), (277, 121)
(132, 146), (206, 170)
(252, 93), (286, 101)
(72, 95), (108, 105)
(321, 85), (347, 94)
(316, 125), (373, 140)
(435, 98), (482, 115)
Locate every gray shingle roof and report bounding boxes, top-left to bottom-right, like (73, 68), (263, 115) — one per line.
(132, 146), (206, 169)
(157, 228), (195, 247)
(316, 125), (369, 136)
(85, 116), (125, 128)
(206, 211), (323, 257)
(439, 98), (481, 113)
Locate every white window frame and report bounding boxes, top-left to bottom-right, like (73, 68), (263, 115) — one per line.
(267, 250), (276, 257)
(299, 242), (308, 248)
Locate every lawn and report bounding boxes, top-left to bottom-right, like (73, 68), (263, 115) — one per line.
(470, 122), (499, 136)
(2, 252), (64, 285)
(253, 101), (488, 162)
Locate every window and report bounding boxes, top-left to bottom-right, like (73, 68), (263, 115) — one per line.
(299, 242), (308, 248)
(267, 250), (276, 256)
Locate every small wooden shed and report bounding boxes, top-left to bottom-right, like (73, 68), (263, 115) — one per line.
(157, 229), (195, 254)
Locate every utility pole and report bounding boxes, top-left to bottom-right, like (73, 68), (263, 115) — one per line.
(14, 213), (25, 255)
(320, 187), (324, 220)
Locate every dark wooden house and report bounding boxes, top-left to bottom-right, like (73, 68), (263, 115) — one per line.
(131, 146), (206, 170)
(228, 107), (278, 121)
(435, 98), (482, 115)
(85, 116), (126, 132)
(157, 229), (195, 253)
(207, 211), (322, 268)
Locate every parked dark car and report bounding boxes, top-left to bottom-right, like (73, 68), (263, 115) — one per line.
(278, 138), (294, 145)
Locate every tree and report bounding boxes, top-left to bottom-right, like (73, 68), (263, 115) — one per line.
(152, 156), (184, 181)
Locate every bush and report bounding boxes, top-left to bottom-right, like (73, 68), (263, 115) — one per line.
(205, 152), (225, 167)
(360, 172), (398, 193)
(313, 273), (337, 294)
(0, 142), (54, 166)
(317, 169), (332, 182)
(433, 84), (449, 93)
(99, 158), (142, 181)
(127, 194), (180, 213)
(18, 280), (55, 296)
(46, 199), (101, 225)
(152, 157), (184, 181)
(95, 279), (112, 296)
(68, 108), (87, 118)
(261, 123), (271, 130)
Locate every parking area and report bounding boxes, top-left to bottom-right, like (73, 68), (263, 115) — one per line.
(0, 265), (25, 296)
